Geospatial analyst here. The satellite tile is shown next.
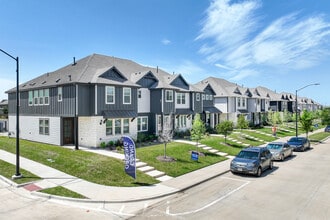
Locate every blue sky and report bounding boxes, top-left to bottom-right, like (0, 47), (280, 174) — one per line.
(1, 0), (330, 105)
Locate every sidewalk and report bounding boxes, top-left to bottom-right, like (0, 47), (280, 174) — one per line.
(0, 149), (231, 203)
(0, 128), (325, 203)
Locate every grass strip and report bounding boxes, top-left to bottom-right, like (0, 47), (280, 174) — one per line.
(0, 159), (41, 184)
(39, 186), (87, 199)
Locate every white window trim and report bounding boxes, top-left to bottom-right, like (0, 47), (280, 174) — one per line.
(196, 93), (200, 101)
(106, 86), (115, 104)
(137, 116), (148, 132)
(39, 118), (49, 135)
(58, 87), (63, 102)
(165, 90), (173, 102)
(44, 89), (49, 105)
(123, 87), (131, 104)
(28, 91), (33, 106)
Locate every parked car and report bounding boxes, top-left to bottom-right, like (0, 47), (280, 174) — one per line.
(230, 147), (273, 177)
(325, 125), (330, 132)
(266, 142), (293, 161)
(287, 137), (310, 152)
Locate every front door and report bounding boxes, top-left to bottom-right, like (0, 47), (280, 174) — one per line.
(63, 117), (74, 145)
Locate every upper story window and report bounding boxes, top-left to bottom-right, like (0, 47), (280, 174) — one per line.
(176, 92), (186, 104)
(165, 90), (173, 102)
(58, 87), (63, 102)
(242, 98), (246, 107)
(202, 94), (205, 100)
(210, 95), (213, 100)
(196, 93), (200, 101)
(28, 91), (33, 106)
(237, 97), (241, 107)
(39, 89), (44, 105)
(29, 89), (49, 106)
(106, 86), (115, 104)
(34, 90), (39, 105)
(123, 87), (131, 104)
(44, 89), (49, 105)
(206, 94), (209, 100)
(138, 90), (142, 98)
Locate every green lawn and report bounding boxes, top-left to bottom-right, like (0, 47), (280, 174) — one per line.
(236, 130), (277, 142)
(40, 186), (87, 199)
(0, 159), (41, 184)
(200, 136), (245, 156)
(309, 132), (330, 142)
(229, 132), (263, 146)
(136, 142), (227, 177)
(0, 137), (158, 187)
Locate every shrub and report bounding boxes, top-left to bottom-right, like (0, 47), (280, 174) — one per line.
(100, 142), (106, 148)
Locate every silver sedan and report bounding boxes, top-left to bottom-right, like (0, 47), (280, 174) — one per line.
(266, 142), (293, 161)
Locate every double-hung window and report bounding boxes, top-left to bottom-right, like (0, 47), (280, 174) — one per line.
(39, 118), (49, 135)
(28, 91), (33, 106)
(106, 86), (115, 104)
(196, 93), (200, 101)
(39, 89), (44, 105)
(115, 119), (121, 134)
(106, 119), (113, 136)
(123, 87), (131, 104)
(177, 93), (186, 104)
(34, 90), (39, 105)
(44, 89), (49, 105)
(137, 117), (148, 131)
(165, 90), (173, 102)
(123, 119), (129, 134)
(58, 87), (63, 102)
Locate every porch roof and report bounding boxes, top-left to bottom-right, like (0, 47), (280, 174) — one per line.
(203, 107), (222, 113)
(102, 110), (138, 119)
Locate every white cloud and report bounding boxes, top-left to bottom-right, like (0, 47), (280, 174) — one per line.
(197, 0), (330, 80)
(175, 60), (205, 76)
(215, 63), (233, 71)
(161, 38), (171, 45)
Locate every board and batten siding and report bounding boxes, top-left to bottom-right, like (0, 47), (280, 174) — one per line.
(150, 90), (162, 113)
(96, 85), (138, 115)
(8, 85), (76, 117)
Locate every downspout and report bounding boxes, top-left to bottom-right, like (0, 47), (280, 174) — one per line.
(75, 84), (79, 150)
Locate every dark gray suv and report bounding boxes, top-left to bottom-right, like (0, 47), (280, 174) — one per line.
(230, 147), (273, 177)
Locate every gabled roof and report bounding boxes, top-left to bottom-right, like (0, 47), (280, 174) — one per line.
(6, 54), (199, 93)
(256, 86), (283, 101)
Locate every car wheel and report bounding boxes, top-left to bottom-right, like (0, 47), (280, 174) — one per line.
(269, 161), (273, 170)
(256, 167), (262, 177)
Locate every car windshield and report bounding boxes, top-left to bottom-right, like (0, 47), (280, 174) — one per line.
(267, 144), (282, 150)
(237, 150), (259, 160)
(288, 137), (304, 143)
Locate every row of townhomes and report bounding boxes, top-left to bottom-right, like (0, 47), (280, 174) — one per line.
(6, 54), (322, 148)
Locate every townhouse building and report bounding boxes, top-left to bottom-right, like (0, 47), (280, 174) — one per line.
(6, 53), (322, 148)
(6, 54), (202, 148)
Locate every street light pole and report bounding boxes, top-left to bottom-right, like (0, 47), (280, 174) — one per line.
(0, 49), (21, 178)
(295, 83), (320, 138)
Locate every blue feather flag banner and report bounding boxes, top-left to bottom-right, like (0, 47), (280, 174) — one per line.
(122, 136), (136, 179)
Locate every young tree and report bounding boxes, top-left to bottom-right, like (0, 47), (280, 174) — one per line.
(300, 110), (313, 138)
(321, 108), (330, 125)
(158, 114), (174, 159)
(216, 120), (234, 143)
(190, 113), (206, 152)
(237, 114), (249, 130)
